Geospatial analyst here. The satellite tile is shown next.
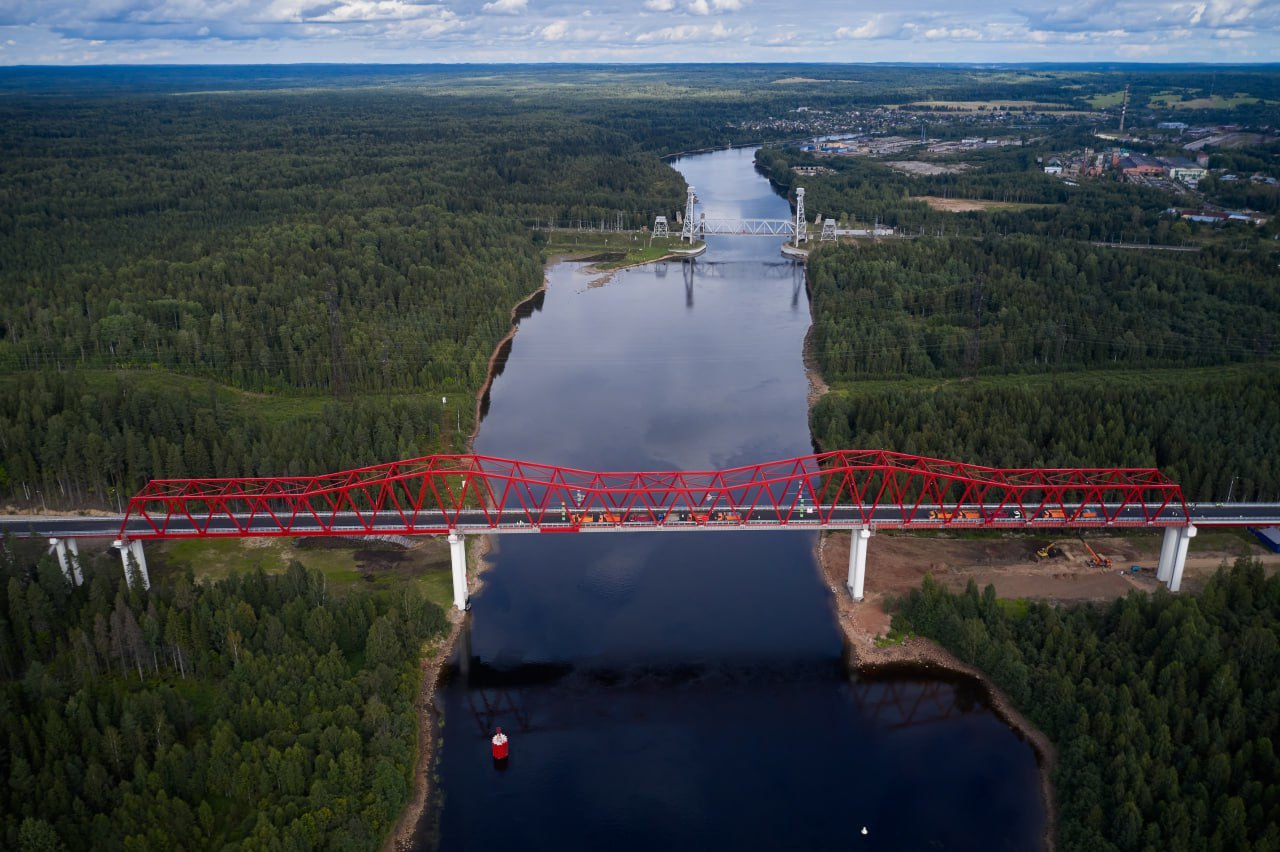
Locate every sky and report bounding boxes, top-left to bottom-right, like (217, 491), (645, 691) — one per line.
(0, 0), (1277, 66)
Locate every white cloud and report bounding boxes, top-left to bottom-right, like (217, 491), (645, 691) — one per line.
(835, 14), (907, 39)
(635, 19), (741, 41)
(481, 0), (527, 14)
(541, 19), (568, 39)
(685, 0), (743, 15)
(643, 0), (676, 9)
(308, 1), (439, 22)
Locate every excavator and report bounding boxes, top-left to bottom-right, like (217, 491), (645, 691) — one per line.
(1034, 541), (1064, 561)
(1080, 537), (1112, 569)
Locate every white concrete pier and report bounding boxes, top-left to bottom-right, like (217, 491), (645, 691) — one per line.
(113, 538), (151, 590)
(1167, 525), (1197, 593)
(449, 532), (469, 610)
(48, 537), (83, 586)
(846, 527), (872, 602)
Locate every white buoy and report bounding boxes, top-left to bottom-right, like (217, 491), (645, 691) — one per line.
(861, 827), (868, 835)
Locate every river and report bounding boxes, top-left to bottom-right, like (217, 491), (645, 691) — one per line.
(416, 147), (1045, 851)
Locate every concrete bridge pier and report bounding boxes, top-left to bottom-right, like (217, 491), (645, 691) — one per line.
(449, 532), (469, 610)
(113, 538), (150, 590)
(847, 527), (872, 602)
(48, 537), (84, 586)
(1156, 526), (1179, 584)
(1166, 525), (1197, 593)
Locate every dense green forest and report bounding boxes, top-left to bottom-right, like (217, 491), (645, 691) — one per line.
(0, 536), (447, 850)
(892, 560), (1280, 851)
(0, 371), (454, 506)
(805, 237), (1279, 379)
(811, 366), (1280, 502)
(0, 80), (698, 508)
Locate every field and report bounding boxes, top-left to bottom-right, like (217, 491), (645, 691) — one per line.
(906, 100), (1091, 113)
(154, 535), (457, 610)
(913, 195), (1057, 212)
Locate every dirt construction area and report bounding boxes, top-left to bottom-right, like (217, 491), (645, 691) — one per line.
(819, 530), (1280, 654)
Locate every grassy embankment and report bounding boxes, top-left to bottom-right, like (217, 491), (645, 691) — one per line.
(542, 231), (704, 267)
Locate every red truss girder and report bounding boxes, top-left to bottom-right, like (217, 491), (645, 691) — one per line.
(119, 450), (1189, 539)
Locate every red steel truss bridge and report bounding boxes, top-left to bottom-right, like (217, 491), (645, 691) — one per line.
(117, 450), (1193, 540)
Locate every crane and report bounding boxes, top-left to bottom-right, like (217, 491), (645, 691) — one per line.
(1080, 537), (1112, 570)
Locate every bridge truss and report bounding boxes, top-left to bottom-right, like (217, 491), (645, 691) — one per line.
(120, 451), (1189, 539)
(695, 218), (796, 237)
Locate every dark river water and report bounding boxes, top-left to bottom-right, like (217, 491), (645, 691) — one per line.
(418, 148), (1045, 851)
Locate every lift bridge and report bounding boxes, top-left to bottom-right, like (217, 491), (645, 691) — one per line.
(653, 186), (835, 245)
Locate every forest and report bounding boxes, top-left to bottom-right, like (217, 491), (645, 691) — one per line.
(0, 80), (697, 509)
(892, 560), (1280, 851)
(0, 535), (447, 850)
(810, 365), (1280, 503)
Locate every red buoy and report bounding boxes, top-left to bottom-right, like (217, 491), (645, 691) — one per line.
(491, 727), (509, 761)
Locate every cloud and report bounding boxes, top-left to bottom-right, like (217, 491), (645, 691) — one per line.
(481, 0), (527, 14)
(635, 20), (741, 41)
(1015, 0), (1280, 39)
(1, 0), (1277, 64)
(306, 1), (443, 22)
(835, 14), (908, 39)
(685, 0), (744, 14)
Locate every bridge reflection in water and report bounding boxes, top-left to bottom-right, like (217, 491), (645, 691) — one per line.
(454, 619), (980, 742)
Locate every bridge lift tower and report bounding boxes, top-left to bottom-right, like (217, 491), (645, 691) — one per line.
(794, 188), (808, 244)
(680, 186), (699, 243)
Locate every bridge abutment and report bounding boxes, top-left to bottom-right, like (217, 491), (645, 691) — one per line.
(449, 532), (469, 610)
(847, 527), (872, 601)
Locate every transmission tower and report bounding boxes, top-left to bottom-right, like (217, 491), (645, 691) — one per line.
(653, 216), (669, 238)
(1119, 84), (1130, 133)
(821, 218), (837, 241)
